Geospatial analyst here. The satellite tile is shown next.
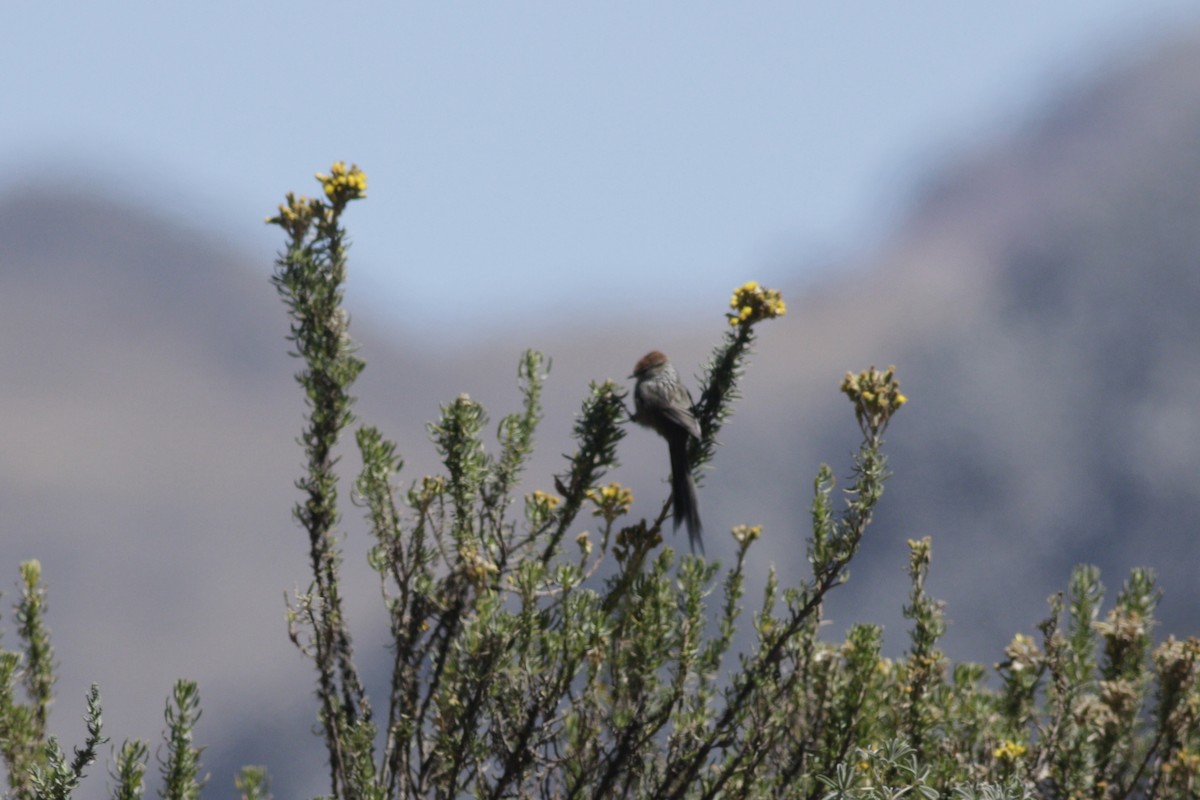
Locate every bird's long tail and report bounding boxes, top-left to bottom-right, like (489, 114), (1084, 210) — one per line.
(669, 436), (703, 554)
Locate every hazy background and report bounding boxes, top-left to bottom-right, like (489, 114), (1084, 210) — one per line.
(6, 2), (1199, 335)
(5, 4), (1200, 797)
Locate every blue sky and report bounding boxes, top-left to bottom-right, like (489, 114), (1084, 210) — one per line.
(5, 2), (1198, 340)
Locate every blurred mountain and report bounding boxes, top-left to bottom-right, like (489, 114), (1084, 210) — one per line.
(776, 29), (1200, 654)
(4, 29), (1200, 798)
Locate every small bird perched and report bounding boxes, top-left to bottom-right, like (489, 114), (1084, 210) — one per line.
(630, 351), (703, 553)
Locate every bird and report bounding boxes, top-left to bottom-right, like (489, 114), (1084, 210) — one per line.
(629, 351), (703, 553)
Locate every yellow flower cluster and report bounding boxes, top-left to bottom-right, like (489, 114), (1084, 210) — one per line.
(1165, 747), (1200, 778)
(267, 162), (367, 239)
(586, 482), (633, 521)
(731, 524), (762, 546)
(727, 280), (787, 327)
(529, 489), (561, 510)
(458, 545), (499, 585)
(265, 191), (326, 239)
(841, 365), (907, 435)
(525, 489), (562, 526)
(316, 161), (368, 203)
(993, 739), (1028, 762)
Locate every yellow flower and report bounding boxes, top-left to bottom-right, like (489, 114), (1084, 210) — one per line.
(586, 482), (633, 520)
(315, 161), (368, 204)
(726, 281), (786, 328)
(530, 489), (561, 509)
(458, 545), (499, 585)
(841, 365), (906, 435)
(265, 192), (325, 239)
(993, 740), (1028, 762)
(1169, 747), (1200, 776)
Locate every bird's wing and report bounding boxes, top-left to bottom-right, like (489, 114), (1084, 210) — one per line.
(664, 400), (701, 441)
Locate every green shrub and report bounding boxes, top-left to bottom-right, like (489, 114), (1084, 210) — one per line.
(1, 163), (1196, 799)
